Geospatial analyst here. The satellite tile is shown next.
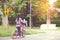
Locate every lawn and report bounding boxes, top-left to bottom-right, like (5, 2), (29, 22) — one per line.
(56, 27), (60, 31)
(0, 26), (16, 37)
(1, 26), (60, 37)
(0, 26), (41, 37)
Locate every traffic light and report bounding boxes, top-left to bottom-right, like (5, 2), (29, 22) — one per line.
(26, 2), (30, 14)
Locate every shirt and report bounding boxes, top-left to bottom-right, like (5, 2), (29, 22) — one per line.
(15, 17), (23, 27)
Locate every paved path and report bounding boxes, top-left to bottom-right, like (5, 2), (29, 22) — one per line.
(0, 31), (60, 40)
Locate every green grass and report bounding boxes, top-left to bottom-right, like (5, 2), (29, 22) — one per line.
(0, 26), (41, 37)
(1, 26), (60, 37)
(56, 27), (60, 31)
(0, 26), (16, 37)
(25, 27), (41, 35)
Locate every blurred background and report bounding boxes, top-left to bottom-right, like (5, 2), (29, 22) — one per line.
(0, 0), (60, 27)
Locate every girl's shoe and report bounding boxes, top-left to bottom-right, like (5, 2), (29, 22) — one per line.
(17, 36), (22, 39)
(12, 36), (17, 39)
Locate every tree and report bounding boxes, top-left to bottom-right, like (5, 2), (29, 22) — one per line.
(0, 0), (29, 27)
(31, 0), (58, 26)
(54, 0), (60, 8)
(32, 0), (48, 21)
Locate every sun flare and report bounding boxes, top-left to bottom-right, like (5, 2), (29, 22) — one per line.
(49, 0), (57, 5)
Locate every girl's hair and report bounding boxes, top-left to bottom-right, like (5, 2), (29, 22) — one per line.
(17, 13), (20, 20)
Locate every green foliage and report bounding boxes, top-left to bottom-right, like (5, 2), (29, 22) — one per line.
(54, 0), (60, 8)
(0, 6), (2, 11)
(0, 0), (29, 17)
(26, 14), (30, 18)
(32, 0), (48, 21)
(4, 0), (28, 18)
(8, 11), (16, 17)
(32, 0), (59, 22)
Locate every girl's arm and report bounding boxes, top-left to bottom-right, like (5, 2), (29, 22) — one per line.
(20, 18), (23, 23)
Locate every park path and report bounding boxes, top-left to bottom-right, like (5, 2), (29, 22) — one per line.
(0, 31), (60, 40)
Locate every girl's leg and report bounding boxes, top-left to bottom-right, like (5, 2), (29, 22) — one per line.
(16, 27), (21, 36)
(22, 29), (26, 37)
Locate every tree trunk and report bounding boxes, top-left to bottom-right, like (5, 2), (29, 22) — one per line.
(46, 9), (51, 24)
(46, 4), (51, 24)
(2, 15), (8, 28)
(2, 2), (8, 28)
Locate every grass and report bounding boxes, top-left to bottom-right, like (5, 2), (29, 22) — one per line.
(0, 26), (41, 37)
(0, 26), (16, 37)
(25, 27), (41, 35)
(56, 27), (60, 31)
(0, 25), (60, 37)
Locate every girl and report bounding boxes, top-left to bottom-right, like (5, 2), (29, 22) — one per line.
(21, 19), (26, 37)
(15, 13), (23, 38)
